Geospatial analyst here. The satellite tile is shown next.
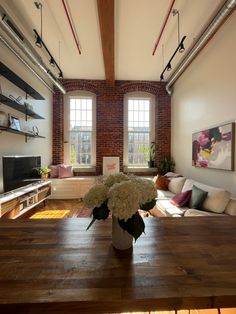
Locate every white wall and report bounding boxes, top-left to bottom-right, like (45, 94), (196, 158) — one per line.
(171, 12), (236, 197)
(0, 42), (53, 193)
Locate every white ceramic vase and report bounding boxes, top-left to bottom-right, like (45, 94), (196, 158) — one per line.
(112, 215), (133, 250)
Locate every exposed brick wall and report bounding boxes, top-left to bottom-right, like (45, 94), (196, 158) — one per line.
(52, 89), (64, 164)
(52, 79), (171, 175)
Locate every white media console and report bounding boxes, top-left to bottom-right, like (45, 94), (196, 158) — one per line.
(0, 180), (51, 218)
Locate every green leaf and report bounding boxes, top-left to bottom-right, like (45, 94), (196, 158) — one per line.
(118, 212), (145, 241)
(140, 199), (156, 211)
(93, 202), (110, 220)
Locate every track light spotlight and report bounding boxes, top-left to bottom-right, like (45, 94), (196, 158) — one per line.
(179, 42), (185, 53)
(50, 57), (55, 67)
(167, 63), (172, 71)
(160, 74), (164, 81)
(35, 35), (42, 48)
(58, 71), (63, 79)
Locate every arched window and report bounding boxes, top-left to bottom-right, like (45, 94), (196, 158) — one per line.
(64, 91), (96, 167)
(124, 92), (155, 167)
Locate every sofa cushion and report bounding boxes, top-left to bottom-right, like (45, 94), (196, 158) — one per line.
(164, 172), (182, 178)
(184, 208), (227, 217)
(155, 176), (169, 190)
(182, 179), (231, 213)
(203, 190), (231, 213)
(189, 185), (208, 209)
(157, 189), (175, 199)
(170, 190), (192, 207)
(156, 199), (187, 216)
(168, 177), (186, 194)
(224, 199), (236, 216)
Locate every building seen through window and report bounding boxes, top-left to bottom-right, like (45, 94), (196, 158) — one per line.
(69, 97), (93, 165)
(127, 98), (151, 166)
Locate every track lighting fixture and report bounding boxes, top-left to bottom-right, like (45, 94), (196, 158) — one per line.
(34, 2), (63, 78)
(179, 42), (185, 53)
(33, 29), (63, 78)
(50, 57), (55, 67)
(167, 63), (172, 71)
(58, 71), (63, 79)
(173, 9), (185, 53)
(159, 8), (186, 81)
(160, 36), (186, 81)
(35, 34), (42, 48)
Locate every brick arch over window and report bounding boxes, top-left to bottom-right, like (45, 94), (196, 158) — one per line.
(52, 79), (170, 175)
(62, 80), (102, 95)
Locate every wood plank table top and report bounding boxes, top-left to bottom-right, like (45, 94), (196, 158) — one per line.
(0, 217), (236, 314)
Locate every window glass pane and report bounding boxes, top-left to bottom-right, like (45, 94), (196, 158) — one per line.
(133, 100), (139, 109)
(86, 99), (92, 110)
(127, 97), (151, 166)
(69, 98), (93, 165)
(128, 100), (133, 111)
(70, 99), (75, 109)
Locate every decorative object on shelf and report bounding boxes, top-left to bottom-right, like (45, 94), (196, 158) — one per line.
(0, 110), (8, 126)
(32, 125), (39, 135)
(9, 94), (22, 103)
(158, 157), (175, 175)
(9, 114), (21, 130)
(24, 102), (34, 111)
(36, 167), (51, 180)
(84, 173), (156, 250)
(140, 141), (156, 168)
(192, 122), (235, 171)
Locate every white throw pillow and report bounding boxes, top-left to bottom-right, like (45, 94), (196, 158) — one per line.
(182, 179), (231, 213)
(168, 177), (186, 194)
(221, 198), (236, 216)
(202, 190), (231, 213)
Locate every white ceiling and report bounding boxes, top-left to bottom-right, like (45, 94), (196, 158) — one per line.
(1, 0), (224, 81)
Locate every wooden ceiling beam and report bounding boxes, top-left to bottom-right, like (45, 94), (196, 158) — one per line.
(97, 0), (115, 84)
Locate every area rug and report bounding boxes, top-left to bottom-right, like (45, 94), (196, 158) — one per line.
(30, 210), (71, 219)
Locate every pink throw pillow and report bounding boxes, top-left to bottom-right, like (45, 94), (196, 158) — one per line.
(58, 165), (73, 178)
(170, 190), (192, 207)
(49, 165), (60, 178)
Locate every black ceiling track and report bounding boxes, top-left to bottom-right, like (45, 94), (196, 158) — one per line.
(0, 62), (45, 100)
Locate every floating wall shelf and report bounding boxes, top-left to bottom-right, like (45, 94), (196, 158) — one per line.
(0, 94), (44, 119)
(0, 62), (45, 100)
(0, 125), (45, 139)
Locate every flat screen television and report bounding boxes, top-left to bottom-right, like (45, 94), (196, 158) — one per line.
(3, 156), (41, 192)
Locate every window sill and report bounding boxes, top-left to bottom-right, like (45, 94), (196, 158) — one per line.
(73, 166), (96, 173)
(124, 166), (157, 173)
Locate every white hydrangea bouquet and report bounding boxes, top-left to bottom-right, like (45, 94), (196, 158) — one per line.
(84, 173), (156, 241)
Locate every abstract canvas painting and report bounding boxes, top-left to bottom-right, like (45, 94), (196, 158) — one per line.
(192, 122), (235, 170)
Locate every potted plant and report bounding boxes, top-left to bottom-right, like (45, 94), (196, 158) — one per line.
(140, 142), (155, 168)
(37, 167), (51, 180)
(158, 157), (175, 175)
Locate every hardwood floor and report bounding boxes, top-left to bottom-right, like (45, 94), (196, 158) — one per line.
(20, 199), (84, 218)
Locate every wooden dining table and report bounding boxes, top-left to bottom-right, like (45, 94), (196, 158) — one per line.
(0, 216), (236, 314)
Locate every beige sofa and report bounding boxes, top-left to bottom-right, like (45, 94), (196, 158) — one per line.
(150, 176), (236, 217)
